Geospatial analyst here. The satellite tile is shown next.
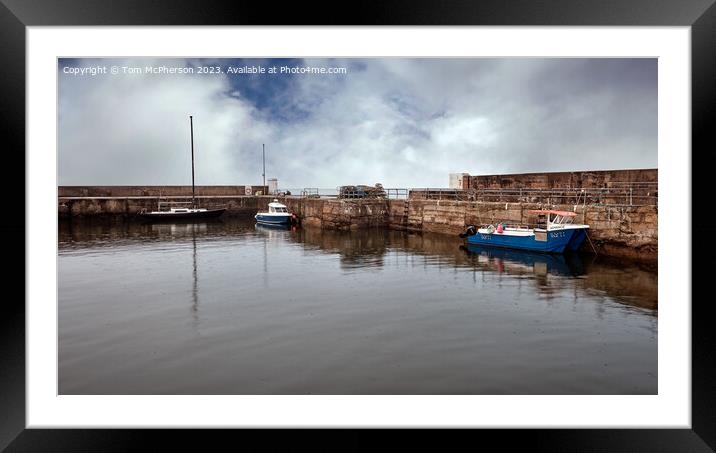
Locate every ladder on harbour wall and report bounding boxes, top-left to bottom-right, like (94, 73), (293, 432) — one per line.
(402, 200), (410, 227)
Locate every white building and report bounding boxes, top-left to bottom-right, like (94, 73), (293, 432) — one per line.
(449, 173), (469, 189)
(267, 178), (279, 194)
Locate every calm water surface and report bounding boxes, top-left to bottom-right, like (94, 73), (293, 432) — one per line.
(59, 218), (657, 394)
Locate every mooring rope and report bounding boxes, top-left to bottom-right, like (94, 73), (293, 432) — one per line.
(586, 232), (599, 256)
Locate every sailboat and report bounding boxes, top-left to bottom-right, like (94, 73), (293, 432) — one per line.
(139, 116), (226, 221)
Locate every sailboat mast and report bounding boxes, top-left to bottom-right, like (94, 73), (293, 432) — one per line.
(262, 143), (266, 191)
(190, 115), (196, 208)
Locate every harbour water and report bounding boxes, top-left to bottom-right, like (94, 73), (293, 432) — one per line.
(59, 218), (657, 394)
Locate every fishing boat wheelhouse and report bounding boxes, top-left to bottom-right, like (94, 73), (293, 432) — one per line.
(460, 209), (589, 253)
(255, 199), (295, 225)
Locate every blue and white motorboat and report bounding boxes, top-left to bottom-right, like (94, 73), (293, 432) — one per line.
(255, 199), (296, 226)
(459, 210), (589, 253)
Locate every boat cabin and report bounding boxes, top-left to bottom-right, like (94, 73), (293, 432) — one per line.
(267, 199), (289, 213)
(528, 210), (578, 230)
(269, 205), (288, 213)
(156, 201), (195, 213)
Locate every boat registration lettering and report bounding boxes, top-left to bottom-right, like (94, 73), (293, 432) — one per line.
(550, 231), (566, 238)
(479, 234), (491, 241)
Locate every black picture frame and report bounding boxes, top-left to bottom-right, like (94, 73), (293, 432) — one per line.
(3, 0), (712, 450)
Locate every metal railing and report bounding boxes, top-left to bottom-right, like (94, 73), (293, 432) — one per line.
(385, 188), (409, 200)
(300, 188), (322, 198)
(409, 186), (657, 206)
(290, 183), (657, 207)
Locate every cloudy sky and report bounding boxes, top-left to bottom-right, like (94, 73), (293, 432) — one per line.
(58, 58), (656, 188)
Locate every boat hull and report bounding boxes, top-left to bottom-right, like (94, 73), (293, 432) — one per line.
(565, 228), (587, 251)
(255, 214), (292, 225)
(255, 223), (292, 231)
(465, 227), (588, 253)
(139, 208), (226, 221)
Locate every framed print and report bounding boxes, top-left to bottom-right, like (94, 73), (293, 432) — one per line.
(4, 0), (713, 450)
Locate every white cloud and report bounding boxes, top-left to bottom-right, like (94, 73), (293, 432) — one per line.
(59, 58), (657, 189)
(59, 58), (272, 186)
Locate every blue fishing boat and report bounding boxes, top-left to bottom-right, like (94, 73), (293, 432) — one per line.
(255, 199), (296, 226)
(459, 210), (589, 253)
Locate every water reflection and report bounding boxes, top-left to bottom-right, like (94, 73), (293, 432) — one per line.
(282, 226), (657, 311)
(154, 222), (203, 326)
(59, 217), (237, 245)
(461, 244), (585, 277)
(151, 222), (209, 236)
(191, 225), (199, 323)
(59, 218), (657, 312)
(59, 217), (657, 394)
(292, 227), (389, 270)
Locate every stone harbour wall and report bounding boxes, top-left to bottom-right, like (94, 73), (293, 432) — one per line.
(463, 168), (657, 190)
(58, 194), (657, 261)
(386, 199), (657, 260)
(282, 198), (388, 230)
(58, 195), (274, 218)
(287, 198), (656, 260)
(59, 185), (269, 197)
